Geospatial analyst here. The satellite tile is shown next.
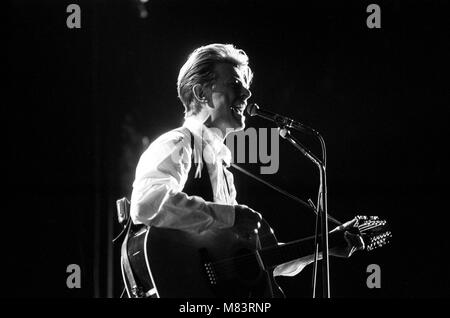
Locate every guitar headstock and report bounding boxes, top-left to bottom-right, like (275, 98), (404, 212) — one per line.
(354, 215), (392, 251)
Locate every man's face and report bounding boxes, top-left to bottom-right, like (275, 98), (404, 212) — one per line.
(206, 63), (252, 135)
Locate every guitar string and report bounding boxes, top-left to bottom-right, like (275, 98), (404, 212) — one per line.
(209, 224), (387, 281)
(207, 220), (386, 270)
(210, 222), (384, 268)
(209, 223), (386, 279)
(210, 225), (390, 280)
(210, 222), (383, 272)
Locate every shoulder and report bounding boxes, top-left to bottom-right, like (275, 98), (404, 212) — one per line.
(151, 127), (192, 149)
(138, 127), (193, 164)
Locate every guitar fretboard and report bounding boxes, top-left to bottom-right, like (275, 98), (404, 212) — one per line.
(259, 231), (342, 268)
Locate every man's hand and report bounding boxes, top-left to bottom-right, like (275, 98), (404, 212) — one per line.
(329, 218), (365, 258)
(234, 204), (262, 235)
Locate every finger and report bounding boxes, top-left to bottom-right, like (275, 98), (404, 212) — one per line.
(333, 218), (356, 232)
(250, 209), (262, 220)
(256, 212), (262, 221)
(343, 218), (357, 229)
(358, 235), (365, 250)
(344, 231), (352, 242)
(345, 232), (359, 248)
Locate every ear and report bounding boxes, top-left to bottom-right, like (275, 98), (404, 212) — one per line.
(192, 84), (208, 104)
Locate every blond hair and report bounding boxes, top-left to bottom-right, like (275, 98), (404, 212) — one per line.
(177, 43), (253, 117)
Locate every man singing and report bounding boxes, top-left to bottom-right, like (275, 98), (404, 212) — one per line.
(129, 43), (362, 297)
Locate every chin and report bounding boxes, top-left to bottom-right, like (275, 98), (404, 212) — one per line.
(224, 123), (245, 136)
(225, 115), (246, 134)
(233, 119), (246, 132)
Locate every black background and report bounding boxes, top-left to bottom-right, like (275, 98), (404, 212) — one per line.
(5, 0), (449, 298)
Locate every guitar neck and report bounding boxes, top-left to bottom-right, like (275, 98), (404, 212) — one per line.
(259, 231), (342, 269)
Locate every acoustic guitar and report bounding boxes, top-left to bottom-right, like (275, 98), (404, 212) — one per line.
(122, 215), (391, 298)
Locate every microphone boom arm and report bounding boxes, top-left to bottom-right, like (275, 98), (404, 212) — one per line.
(229, 163), (342, 226)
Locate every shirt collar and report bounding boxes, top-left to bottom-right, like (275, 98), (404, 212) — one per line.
(183, 116), (232, 167)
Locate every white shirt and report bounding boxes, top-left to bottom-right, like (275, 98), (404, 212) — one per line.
(130, 117), (237, 233)
(130, 116), (311, 276)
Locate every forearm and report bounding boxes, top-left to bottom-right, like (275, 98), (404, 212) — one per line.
(131, 183), (235, 233)
(273, 251), (323, 277)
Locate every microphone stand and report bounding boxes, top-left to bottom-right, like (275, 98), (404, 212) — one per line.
(278, 125), (330, 298)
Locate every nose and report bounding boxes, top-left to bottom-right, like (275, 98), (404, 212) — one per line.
(241, 86), (252, 100)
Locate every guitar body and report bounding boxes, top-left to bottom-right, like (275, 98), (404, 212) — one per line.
(123, 214), (390, 298)
(126, 219), (285, 298)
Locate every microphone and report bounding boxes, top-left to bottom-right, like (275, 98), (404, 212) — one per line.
(246, 103), (318, 135)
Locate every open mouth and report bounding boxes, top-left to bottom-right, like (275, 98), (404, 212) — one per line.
(231, 104), (246, 116)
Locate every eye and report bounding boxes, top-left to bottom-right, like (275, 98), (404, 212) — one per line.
(226, 79), (245, 90)
(232, 79), (242, 88)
